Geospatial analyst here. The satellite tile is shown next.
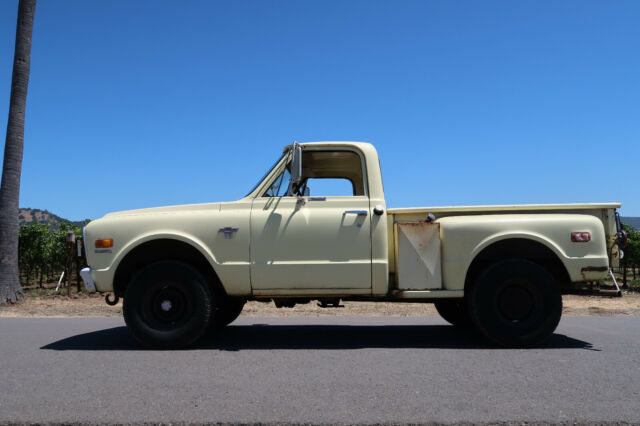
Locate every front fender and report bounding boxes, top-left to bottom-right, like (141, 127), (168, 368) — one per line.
(83, 200), (252, 295)
(88, 231), (221, 293)
(112, 231), (219, 273)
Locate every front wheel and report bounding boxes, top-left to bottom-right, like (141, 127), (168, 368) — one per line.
(211, 298), (245, 329)
(468, 259), (562, 347)
(123, 260), (213, 348)
(434, 299), (472, 328)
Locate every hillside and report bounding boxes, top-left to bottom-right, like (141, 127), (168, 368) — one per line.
(18, 208), (87, 229)
(621, 217), (640, 230)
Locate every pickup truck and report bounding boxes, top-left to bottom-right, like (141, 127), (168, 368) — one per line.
(81, 141), (626, 348)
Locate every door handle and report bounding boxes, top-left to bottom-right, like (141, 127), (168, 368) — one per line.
(343, 210), (368, 216)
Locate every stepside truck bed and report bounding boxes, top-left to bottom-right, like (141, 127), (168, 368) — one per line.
(386, 203), (621, 294)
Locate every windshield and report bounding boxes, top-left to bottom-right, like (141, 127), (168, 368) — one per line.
(245, 151), (287, 196)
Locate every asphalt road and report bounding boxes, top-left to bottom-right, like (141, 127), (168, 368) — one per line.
(0, 316), (639, 425)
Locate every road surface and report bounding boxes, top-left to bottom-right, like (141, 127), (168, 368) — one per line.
(0, 316), (639, 424)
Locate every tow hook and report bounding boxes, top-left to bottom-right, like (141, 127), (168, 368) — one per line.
(317, 298), (344, 308)
(105, 293), (120, 306)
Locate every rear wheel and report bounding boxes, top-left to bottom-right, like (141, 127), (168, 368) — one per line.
(211, 298), (245, 329)
(123, 260), (213, 348)
(434, 299), (472, 328)
(468, 259), (562, 347)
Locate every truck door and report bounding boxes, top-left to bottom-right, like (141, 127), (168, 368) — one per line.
(250, 149), (372, 293)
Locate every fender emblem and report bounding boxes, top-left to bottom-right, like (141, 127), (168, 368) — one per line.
(218, 227), (239, 239)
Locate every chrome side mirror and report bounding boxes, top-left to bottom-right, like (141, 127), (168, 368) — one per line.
(291, 143), (302, 185)
(288, 142), (302, 195)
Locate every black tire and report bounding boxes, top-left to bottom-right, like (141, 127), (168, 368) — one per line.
(123, 260), (213, 348)
(468, 259), (562, 347)
(211, 298), (245, 330)
(434, 299), (472, 328)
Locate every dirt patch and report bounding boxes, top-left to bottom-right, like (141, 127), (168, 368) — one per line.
(2, 292), (640, 318)
(0, 293), (122, 318)
(561, 293), (640, 316)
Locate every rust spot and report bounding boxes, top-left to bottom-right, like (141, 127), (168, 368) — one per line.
(581, 266), (608, 281)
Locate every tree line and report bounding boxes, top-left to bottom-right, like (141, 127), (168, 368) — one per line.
(18, 220), (88, 289)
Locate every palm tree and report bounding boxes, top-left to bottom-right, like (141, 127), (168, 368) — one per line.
(0, 0), (36, 305)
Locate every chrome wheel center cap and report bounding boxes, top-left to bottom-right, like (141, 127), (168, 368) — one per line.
(160, 300), (172, 312)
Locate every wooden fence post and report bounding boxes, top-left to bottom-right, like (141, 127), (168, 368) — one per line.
(75, 238), (82, 292)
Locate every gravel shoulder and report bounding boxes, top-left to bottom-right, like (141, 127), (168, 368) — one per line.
(1, 292), (640, 318)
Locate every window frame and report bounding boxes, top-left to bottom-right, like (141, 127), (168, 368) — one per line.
(257, 147), (369, 198)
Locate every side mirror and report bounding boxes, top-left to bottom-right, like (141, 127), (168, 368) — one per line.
(287, 143), (302, 196)
(291, 143), (302, 185)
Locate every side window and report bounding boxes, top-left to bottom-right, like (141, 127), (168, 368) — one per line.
(264, 167), (291, 197)
(301, 150), (366, 196)
(304, 178), (354, 196)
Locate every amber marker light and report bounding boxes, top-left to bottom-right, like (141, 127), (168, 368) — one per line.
(95, 238), (114, 248)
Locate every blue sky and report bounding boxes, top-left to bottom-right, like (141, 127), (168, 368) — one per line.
(1, 0), (639, 220)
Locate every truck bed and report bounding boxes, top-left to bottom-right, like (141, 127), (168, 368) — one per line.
(386, 202), (621, 293)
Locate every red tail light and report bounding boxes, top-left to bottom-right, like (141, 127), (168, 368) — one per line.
(571, 232), (591, 242)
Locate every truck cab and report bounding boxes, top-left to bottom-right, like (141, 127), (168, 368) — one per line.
(247, 142), (387, 295)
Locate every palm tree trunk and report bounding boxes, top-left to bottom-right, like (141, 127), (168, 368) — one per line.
(0, 0), (36, 305)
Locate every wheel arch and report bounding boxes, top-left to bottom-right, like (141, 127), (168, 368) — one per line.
(464, 236), (571, 293)
(113, 237), (225, 298)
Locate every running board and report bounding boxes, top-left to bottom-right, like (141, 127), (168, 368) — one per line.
(392, 290), (464, 299)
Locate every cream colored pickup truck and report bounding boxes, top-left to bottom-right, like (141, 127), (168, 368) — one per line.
(82, 141), (626, 348)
